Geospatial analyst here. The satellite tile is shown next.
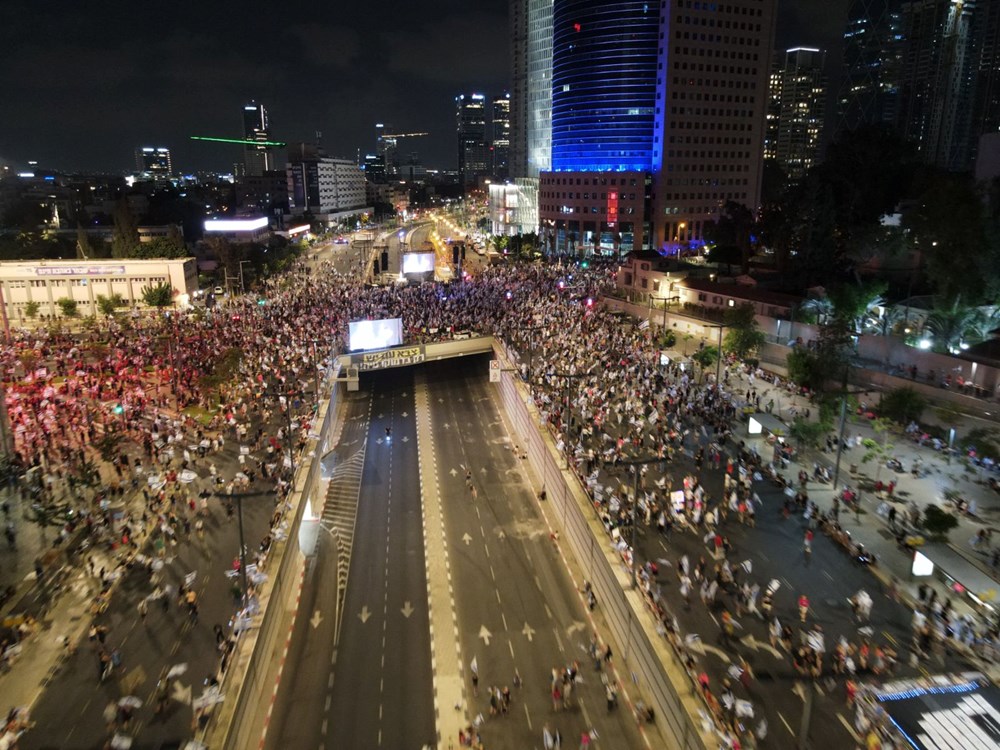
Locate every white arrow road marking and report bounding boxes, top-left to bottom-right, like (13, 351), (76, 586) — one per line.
(359, 606), (372, 624)
(462, 533), (473, 545)
(377, 413), (384, 419)
(401, 601), (415, 618)
(792, 682), (808, 702)
(495, 529), (507, 540)
(401, 436), (409, 443)
(566, 621), (586, 637)
(479, 625), (493, 646)
(443, 423), (451, 429)
(401, 411), (409, 418)
(743, 633), (783, 659)
(450, 468), (459, 477)
(172, 681), (192, 705)
(522, 623), (536, 642)
(310, 610), (323, 629)
(688, 639), (730, 662)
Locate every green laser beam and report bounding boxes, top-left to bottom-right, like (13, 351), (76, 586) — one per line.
(190, 136), (287, 147)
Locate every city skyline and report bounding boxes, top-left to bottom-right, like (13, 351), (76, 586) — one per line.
(0, 0), (848, 174)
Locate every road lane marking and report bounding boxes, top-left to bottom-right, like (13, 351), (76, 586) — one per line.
(823, 571), (834, 581)
(778, 712), (795, 736)
(838, 713), (862, 741)
(524, 703), (533, 729)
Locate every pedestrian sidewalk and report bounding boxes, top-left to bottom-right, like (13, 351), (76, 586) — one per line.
(0, 541), (122, 713)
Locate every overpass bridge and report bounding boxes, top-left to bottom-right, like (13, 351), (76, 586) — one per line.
(334, 335), (494, 388)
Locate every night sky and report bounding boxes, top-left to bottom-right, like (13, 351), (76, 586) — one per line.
(0, 0), (848, 174)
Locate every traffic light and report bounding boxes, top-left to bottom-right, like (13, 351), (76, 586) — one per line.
(113, 404), (124, 415)
(581, 260), (589, 269)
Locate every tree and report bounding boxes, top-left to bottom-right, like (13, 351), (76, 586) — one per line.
(723, 302), (767, 359)
(56, 297), (79, 317)
(705, 244), (743, 275)
(924, 295), (991, 353)
(790, 416), (830, 450)
(860, 418), (895, 482)
(702, 201), (755, 274)
(828, 280), (887, 337)
(921, 504), (959, 541)
(24, 300), (40, 320)
(76, 226), (93, 259)
(878, 387), (927, 424)
(111, 197), (140, 258)
(691, 345), (719, 382)
(906, 172), (998, 303)
(141, 282), (174, 308)
(96, 293), (126, 317)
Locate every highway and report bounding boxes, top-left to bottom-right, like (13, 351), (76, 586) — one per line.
(420, 357), (645, 749)
(269, 355), (646, 750)
(268, 369), (435, 750)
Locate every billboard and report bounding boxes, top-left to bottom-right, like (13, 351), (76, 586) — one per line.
(348, 318), (403, 352)
(402, 252), (436, 274)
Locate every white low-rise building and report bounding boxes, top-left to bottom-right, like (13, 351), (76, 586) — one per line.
(0, 257), (198, 323)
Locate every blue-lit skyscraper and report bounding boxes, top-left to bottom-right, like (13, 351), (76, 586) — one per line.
(550, 0), (659, 172)
(535, 0), (777, 256)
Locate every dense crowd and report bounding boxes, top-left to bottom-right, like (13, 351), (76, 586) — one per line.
(2, 250), (998, 750)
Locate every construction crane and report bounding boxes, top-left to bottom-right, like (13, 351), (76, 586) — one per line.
(190, 135), (287, 147)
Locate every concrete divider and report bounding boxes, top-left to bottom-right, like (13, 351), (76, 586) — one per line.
(492, 342), (713, 750)
(200, 382), (341, 750)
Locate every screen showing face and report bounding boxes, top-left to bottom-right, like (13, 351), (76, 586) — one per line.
(402, 252), (435, 273)
(348, 318), (403, 351)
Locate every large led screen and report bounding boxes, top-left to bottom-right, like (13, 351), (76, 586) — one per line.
(348, 318), (403, 351)
(402, 252), (436, 274)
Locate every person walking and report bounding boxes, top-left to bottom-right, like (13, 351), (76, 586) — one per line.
(803, 529), (813, 564)
(798, 593), (810, 623)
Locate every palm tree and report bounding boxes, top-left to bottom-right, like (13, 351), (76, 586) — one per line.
(798, 297), (834, 325)
(924, 296), (990, 353)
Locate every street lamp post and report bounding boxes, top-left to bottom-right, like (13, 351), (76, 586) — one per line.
(606, 455), (664, 589)
(555, 369), (594, 469)
(238, 260), (251, 295)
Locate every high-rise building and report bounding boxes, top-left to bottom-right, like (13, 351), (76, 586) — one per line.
(134, 147), (172, 176)
(491, 93), (511, 181)
(764, 60), (783, 162)
(550, 0), (659, 172)
(510, 0), (530, 178)
(773, 48), (828, 181)
(375, 123), (399, 177)
(837, 0), (903, 133)
(243, 101), (274, 177)
(970, 0), (1000, 156)
(510, 0), (555, 180)
(896, 0), (980, 171)
(286, 143), (368, 222)
(536, 0), (777, 255)
(456, 94), (490, 191)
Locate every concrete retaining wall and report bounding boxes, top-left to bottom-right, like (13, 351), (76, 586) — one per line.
(493, 342), (712, 750)
(202, 383), (340, 750)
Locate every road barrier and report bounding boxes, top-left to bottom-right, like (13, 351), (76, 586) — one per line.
(493, 342), (713, 750)
(201, 379), (341, 750)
